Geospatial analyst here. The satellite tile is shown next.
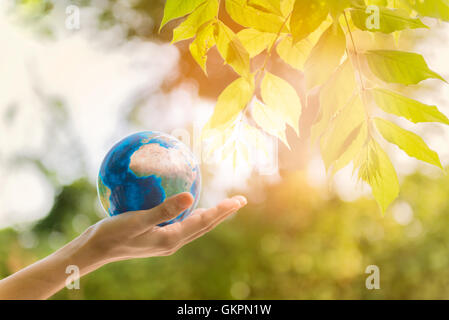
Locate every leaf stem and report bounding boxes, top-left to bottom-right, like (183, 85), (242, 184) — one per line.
(343, 10), (373, 138)
(261, 11), (292, 73)
(245, 12), (292, 124)
(343, 11), (365, 91)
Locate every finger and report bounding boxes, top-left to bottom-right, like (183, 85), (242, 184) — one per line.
(132, 196), (246, 254)
(180, 196), (246, 245)
(174, 195), (247, 242)
(189, 208), (207, 216)
(141, 192), (194, 227)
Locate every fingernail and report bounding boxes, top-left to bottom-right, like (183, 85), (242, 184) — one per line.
(234, 195), (247, 206)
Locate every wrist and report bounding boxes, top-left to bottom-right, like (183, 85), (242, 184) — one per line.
(59, 226), (109, 277)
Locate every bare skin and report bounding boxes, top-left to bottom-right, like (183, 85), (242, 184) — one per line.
(0, 192), (247, 300)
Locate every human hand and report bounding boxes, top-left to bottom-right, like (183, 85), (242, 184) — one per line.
(0, 192), (246, 300)
(85, 192), (247, 264)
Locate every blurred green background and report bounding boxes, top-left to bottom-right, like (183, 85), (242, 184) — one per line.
(1, 0), (449, 300)
(3, 172), (449, 299)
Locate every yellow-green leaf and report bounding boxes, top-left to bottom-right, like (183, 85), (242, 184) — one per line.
(281, 0), (295, 16)
(290, 0), (329, 43)
(350, 7), (428, 33)
(311, 59), (357, 142)
(327, 0), (351, 18)
(237, 28), (277, 58)
(402, 0), (449, 22)
(304, 22), (346, 90)
(225, 0), (288, 33)
(252, 99), (290, 148)
(215, 21), (251, 77)
(261, 72), (302, 135)
(371, 88), (449, 125)
(366, 0), (387, 5)
(205, 76), (255, 130)
(189, 21), (216, 74)
(276, 18), (331, 70)
(364, 50), (447, 85)
(172, 0), (218, 43)
(248, 0), (282, 15)
(277, 36), (314, 70)
(374, 118), (443, 168)
(320, 94), (366, 170)
(355, 139), (399, 214)
(333, 123), (368, 173)
(160, 0), (206, 31)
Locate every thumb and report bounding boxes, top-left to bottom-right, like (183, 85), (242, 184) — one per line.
(144, 192), (194, 226)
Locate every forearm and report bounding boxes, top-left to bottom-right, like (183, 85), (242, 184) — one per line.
(0, 227), (105, 300)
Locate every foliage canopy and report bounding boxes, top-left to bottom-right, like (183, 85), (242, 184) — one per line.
(161, 0), (449, 213)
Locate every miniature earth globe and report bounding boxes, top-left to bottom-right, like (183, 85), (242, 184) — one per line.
(97, 131), (201, 226)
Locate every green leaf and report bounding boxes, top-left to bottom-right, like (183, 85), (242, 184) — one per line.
(320, 94), (367, 170)
(252, 99), (290, 148)
(261, 72), (302, 136)
(290, 0), (329, 43)
(215, 21), (251, 77)
(225, 0), (288, 33)
(355, 139), (399, 214)
(304, 23), (347, 90)
(172, 0), (218, 43)
(350, 7), (428, 33)
(189, 21), (216, 74)
(364, 50), (447, 85)
(371, 88), (449, 125)
(160, 0), (206, 31)
(205, 76), (255, 130)
(248, 0), (282, 15)
(374, 118), (443, 168)
(237, 28), (277, 58)
(311, 59), (357, 142)
(402, 0), (449, 22)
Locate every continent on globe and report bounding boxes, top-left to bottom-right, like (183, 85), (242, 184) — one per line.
(97, 131), (201, 226)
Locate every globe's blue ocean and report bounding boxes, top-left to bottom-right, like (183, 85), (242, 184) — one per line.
(97, 131), (201, 226)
